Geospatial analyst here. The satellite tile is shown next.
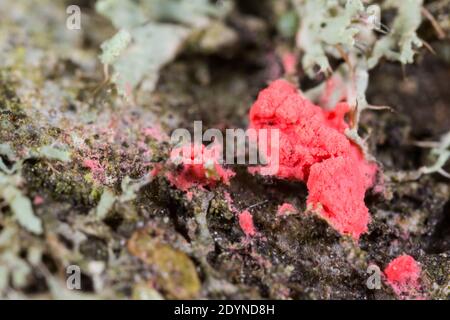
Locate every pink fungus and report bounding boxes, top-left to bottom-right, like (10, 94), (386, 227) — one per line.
(82, 159), (106, 183)
(248, 79), (377, 240)
(282, 52), (297, 75)
(33, 196), (44, 206)
(384, 255), (423, 299)
(277, 203), (297, 217)
(150, 163), (163, 178)
(319, 75), (347, 109)
(239, 210), (256, 237)
(142, 126), (168, 142)
(166, 144), (235, 192)
(224, 191), (238, 214)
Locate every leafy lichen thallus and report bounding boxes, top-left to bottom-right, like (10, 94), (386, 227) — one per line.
(93, 29), (132, 98)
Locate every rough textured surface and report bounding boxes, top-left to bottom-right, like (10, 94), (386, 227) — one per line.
(384, 255), (422, 299)
(277, 203), (297, 216)
(249, 80), (377, 239)
(166, 144), (235, 193)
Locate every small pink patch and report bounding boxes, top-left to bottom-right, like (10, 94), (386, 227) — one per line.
(372, 173), (385, 195)
(150, 163), (163, 177)
(319, 76), (347, 109)
(142, 126), (168, 142)
(166, 144), (235, 192)
(239, 210), (256, 237)
(277, 203), (297, 216)
(282, 52), (297, 75)
(33, 196), (44, 206)
(125, 82), (133, 98)
(224, 191), (237, 214)
(186, 191), (194, 201)
(83, 159), (105, 184)
(384, 255), (423, 299)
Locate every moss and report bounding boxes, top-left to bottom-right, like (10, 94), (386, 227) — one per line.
(23, 162), (96, 206)
(421, 254), (450, 299)
(0, 71), (24, 115)
(0, 71), (61, 152)
(128, 229), (201, 299)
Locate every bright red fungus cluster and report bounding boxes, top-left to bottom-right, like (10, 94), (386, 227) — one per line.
(249, 79), (377, 240)
(239, 210), (257, 237)
(384, 255), (422, 299)
(166, 144), (235, 193)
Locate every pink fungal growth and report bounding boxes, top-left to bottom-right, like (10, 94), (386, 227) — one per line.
(319, 75), (347, 109)
(124, 82), (133, 99)
(224, 191), (238, 214)
(166, 144), (235, 193)
(281, 52), (297, 75)
(277, 203), (297, 216)
(384, 255), (423, 299)
(149, 163), (163, 178)
(33, 196), (44, 206)
(238, 210), (257, 237)
(307, 155), (374, 239)
(248, 79), (377, 240)
(82, 158), (106, 184)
